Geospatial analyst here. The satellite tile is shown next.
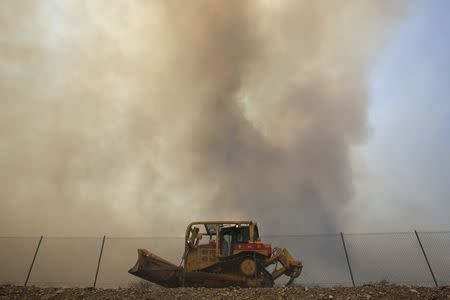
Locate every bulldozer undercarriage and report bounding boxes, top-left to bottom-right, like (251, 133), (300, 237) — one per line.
(129, 221), (302, 288)
(199, 252), (274, 287)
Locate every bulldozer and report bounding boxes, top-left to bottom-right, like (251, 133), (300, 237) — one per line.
(128, 221), (302, 287)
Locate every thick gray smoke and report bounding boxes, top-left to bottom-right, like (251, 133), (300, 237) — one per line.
(0, 1), (405, 236)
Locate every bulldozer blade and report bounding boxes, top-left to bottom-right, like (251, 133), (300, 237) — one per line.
(129, 249), (271, 288)
(128, 249), (182, 288)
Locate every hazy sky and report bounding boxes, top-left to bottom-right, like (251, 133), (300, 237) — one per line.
(352, 0), (450, 232)
(0, 1), (448, 236)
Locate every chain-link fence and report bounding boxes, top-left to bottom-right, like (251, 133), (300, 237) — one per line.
(0, 231), (448, 288)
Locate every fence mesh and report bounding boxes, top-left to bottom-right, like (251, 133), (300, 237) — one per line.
(343, 232), (435, 286)
(0, 237), (40, 285)
(27, 237), (102, 287)
(264, 235), (352, 286)
(0, 232), (448, 288)
(418, 231), (450, 286)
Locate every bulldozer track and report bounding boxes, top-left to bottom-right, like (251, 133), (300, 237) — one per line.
(198, 252), (274, 287)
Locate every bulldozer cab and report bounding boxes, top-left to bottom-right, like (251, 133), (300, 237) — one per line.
(185, 221), (260, 258)
(219, 224), (260, 256)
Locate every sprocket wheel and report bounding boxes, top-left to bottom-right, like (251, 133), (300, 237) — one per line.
(239, 258), (257, 277)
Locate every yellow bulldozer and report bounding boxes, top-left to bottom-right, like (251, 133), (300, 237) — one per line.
(129, 221), (302, 287)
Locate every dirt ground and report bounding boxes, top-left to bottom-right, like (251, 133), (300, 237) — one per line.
(1, 285), (449, 300)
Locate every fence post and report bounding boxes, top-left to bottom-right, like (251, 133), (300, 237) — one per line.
(414, 230), (438, 287)
(93, 235), (106, 288)
(340, 232), (355, 287)
(24, 235), (43, 286)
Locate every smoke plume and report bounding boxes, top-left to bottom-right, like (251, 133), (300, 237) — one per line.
(0, 1), (405, 236)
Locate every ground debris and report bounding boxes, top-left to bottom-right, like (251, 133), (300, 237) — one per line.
(0, 284), (449, 299)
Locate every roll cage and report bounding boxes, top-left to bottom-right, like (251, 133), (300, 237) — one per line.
(184, 221), (260, 257)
